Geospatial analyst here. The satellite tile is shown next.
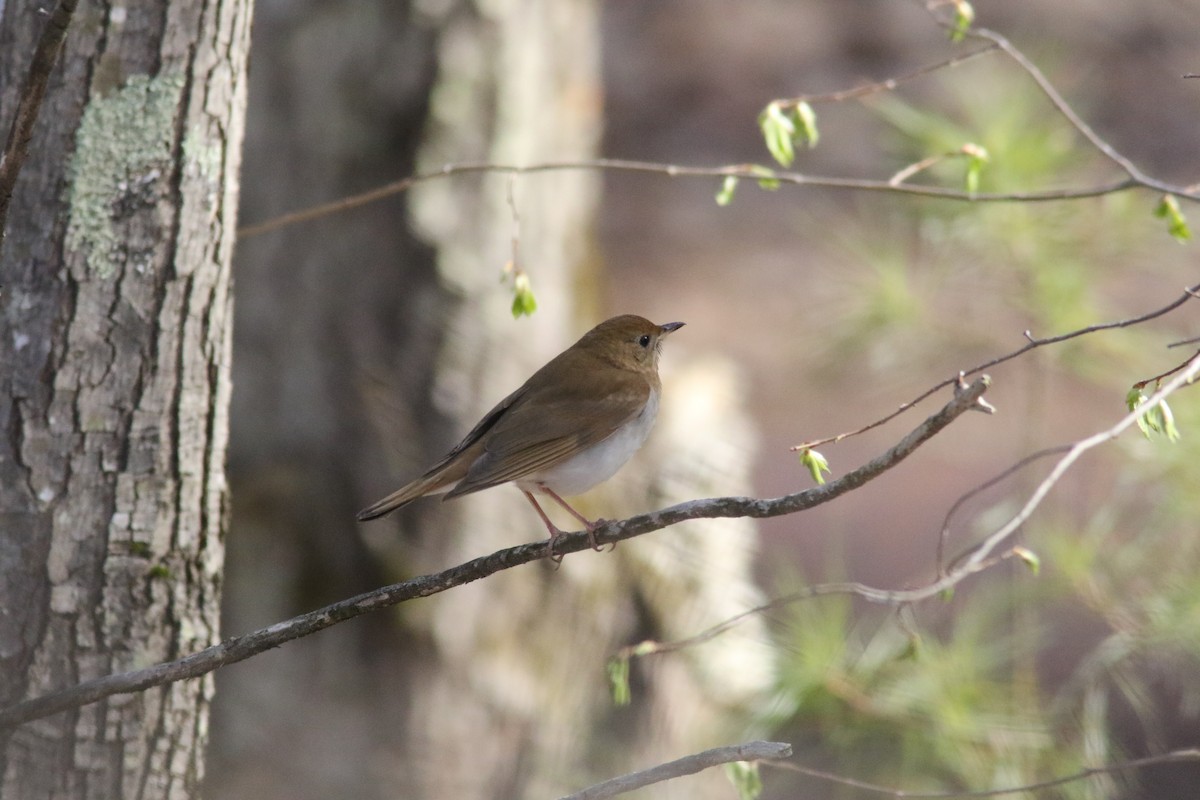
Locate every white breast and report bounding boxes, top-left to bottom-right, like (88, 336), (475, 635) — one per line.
(518, 389), (659, 496)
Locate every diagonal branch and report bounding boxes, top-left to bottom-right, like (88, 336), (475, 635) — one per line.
(966, 26), (1159, 188)
(793, 282), (1200, 450)
(770, 747), (1200, 798)
(782, 44), (998, 105)
(560, 740), (792, 800)
(0, 378), (992, 730)
(935, 445), (1069, 574)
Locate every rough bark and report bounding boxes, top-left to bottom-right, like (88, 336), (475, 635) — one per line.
(0, 0), (251, 796)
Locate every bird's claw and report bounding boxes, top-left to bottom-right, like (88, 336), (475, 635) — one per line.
(585, 520), (616, 553)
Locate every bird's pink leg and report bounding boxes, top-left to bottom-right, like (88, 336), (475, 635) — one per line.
(539, 487), (607, 552)
(522, 491), (569, 562)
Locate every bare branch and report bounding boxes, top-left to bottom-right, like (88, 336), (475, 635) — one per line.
(560, 741), (792, 800)
(780, 44), (998, 105)
(1132, 348), (1200, 389)
(793, 283), (1200, 450)
(237, 159), (1149, 239)
(0, 378), (991, 730)
(560, 740), (1200, 800)
(769, 747), (1200, 798)
(936, 446), (1070, 575)
(0, 0), (78, 249)
(905, 3), (1193, 195)
(616, 550), (1018, 664)
(966, 27), (1158, 188)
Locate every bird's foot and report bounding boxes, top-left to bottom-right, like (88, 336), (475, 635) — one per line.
(547, 529), (566, 566)
(584, 519), (615, 553)
(538, 487), (614, 553)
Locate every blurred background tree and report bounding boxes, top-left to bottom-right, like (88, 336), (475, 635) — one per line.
(212, 0), (1198, 798)
(215, 1), (764, 799)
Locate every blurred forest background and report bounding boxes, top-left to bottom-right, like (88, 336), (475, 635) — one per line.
(211, 1), (1200, 798)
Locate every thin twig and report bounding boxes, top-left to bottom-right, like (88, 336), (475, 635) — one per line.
(782, 44), (998, 105)
(236, 160), (1153, 239)
(506, 174), (521, 269)
(0, 378), (992, 730)
(966, 27), (1155, 187)
(1132, 349), (1200, 389)
(910, 1), (1185, 196)
(616, 549), (1021, 663)
(560, 741), (792, 800)
(889, 151), (949, 185)
(769, 748), (1200, 798)
(0, 0), (79, 249)
(792, 283), (1200, 451)
(936, 445), (1071, 575)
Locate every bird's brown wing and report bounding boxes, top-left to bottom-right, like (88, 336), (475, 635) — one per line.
(355, 384), (531, 520)
(427, 383), (530, 469)
(445, 379), (650, 497)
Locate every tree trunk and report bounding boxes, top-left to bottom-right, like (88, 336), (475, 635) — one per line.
(0, 0), (251, 796)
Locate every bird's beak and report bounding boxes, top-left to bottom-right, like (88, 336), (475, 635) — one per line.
(660, 321), (685, 334)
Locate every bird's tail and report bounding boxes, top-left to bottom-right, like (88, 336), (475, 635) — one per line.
(356, 473), (452, 521)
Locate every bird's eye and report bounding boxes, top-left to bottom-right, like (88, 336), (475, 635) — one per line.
(638, 334), (652, 348)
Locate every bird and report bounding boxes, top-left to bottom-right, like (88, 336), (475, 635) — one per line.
(357, 314), (684, 554)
